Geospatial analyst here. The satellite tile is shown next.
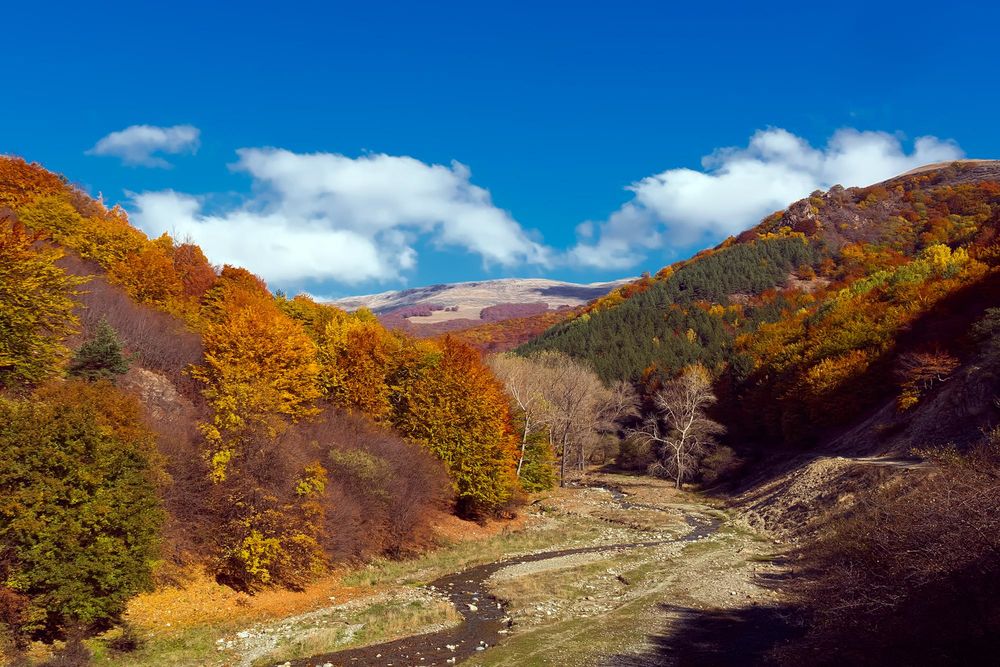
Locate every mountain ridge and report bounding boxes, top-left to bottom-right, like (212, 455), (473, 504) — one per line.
(328, 276), (633, 315)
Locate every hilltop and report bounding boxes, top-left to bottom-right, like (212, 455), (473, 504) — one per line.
(329, 277), (630, 351)
(330, 277), (630, 314)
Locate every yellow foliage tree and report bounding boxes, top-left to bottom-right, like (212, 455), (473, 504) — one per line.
(317, 310), (398, 420)
(192, 275), (321, 480)
(391, 336), (520, 515)
(17, 194), (146, 266)
(0, 219), (86, 388)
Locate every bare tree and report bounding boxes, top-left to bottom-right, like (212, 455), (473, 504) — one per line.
(601, 380), (639, 429)
(585, 379), (639, 466)
(633, 364), (724, 488)
(488, 353), (547, 476)
(523, 352), (607, 485)
(491, 352), (639, 486)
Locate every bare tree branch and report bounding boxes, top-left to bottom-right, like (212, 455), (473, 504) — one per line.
(631, 364), (724, 488)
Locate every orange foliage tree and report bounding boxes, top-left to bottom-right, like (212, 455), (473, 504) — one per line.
(0, 157), (66, 210)
(737, 243), (991, 444)
(192, 267), (321, 480)
(281, 295), (524, 515)
(108, 239), (183, 308)
(391, 336), (520, 515)
(316, 309), (398, 420)
(172, 242), (217, 299)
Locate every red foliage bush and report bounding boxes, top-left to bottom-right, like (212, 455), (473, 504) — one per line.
(388, 304), (444, 319)
(479, 302), (548, 322)
(278, 410), (453, 561)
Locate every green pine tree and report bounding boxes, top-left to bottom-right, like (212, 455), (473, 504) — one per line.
(69, 318), (130, 381)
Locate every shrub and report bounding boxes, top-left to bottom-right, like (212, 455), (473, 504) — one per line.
(518, 432), (558, 492)
(778, 433), (1000, 665)
(207, 408), (451, 589)
(285, 410), (452, 560)
(617, 435), (656, 471)
(59, 253), (204, 399)
(212, 497), (326, 592)
(698, 445), (740, 485)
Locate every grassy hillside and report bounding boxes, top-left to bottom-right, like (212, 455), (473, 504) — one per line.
(437, 307), (576, 352)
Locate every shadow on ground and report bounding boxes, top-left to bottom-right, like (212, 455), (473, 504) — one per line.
(605, 603), (806, 667)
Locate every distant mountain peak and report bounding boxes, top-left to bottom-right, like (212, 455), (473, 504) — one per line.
(329, 277), (632, 315)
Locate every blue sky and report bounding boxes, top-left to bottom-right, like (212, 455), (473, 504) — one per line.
(3, 1), (997, 297)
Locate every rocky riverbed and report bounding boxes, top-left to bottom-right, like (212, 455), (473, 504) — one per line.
(247, 473), (783, 667)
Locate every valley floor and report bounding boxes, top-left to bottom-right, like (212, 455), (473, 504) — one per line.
(77, 473), (789, 667)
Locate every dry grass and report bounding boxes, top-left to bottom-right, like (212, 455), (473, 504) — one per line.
(430, 510), (528, 542)
(339, 513), (609, 590)
(124, 510), (519, 637)
(20, 476), (732, 666)
(64, 507), (564, 666)
(125, 568), (372, 637)
(471, 524), (779, 667)
(490, 550), (647, 612)
(776, 437), (1000, 665)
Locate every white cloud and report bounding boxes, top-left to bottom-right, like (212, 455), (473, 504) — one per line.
(130, 148), (550, 286)
(87, 124), (200, 167)
(569, 128), (964, 269)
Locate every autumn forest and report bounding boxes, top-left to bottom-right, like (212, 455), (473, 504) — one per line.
(2, 156), (1000, 666)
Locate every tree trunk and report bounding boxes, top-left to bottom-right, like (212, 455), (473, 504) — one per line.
(560, 430), (569, 487)
(516, 416), (530, 476)
(675, 442), (683, 489)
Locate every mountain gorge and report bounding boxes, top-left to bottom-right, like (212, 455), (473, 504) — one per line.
(513, 160), (1000, 663)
